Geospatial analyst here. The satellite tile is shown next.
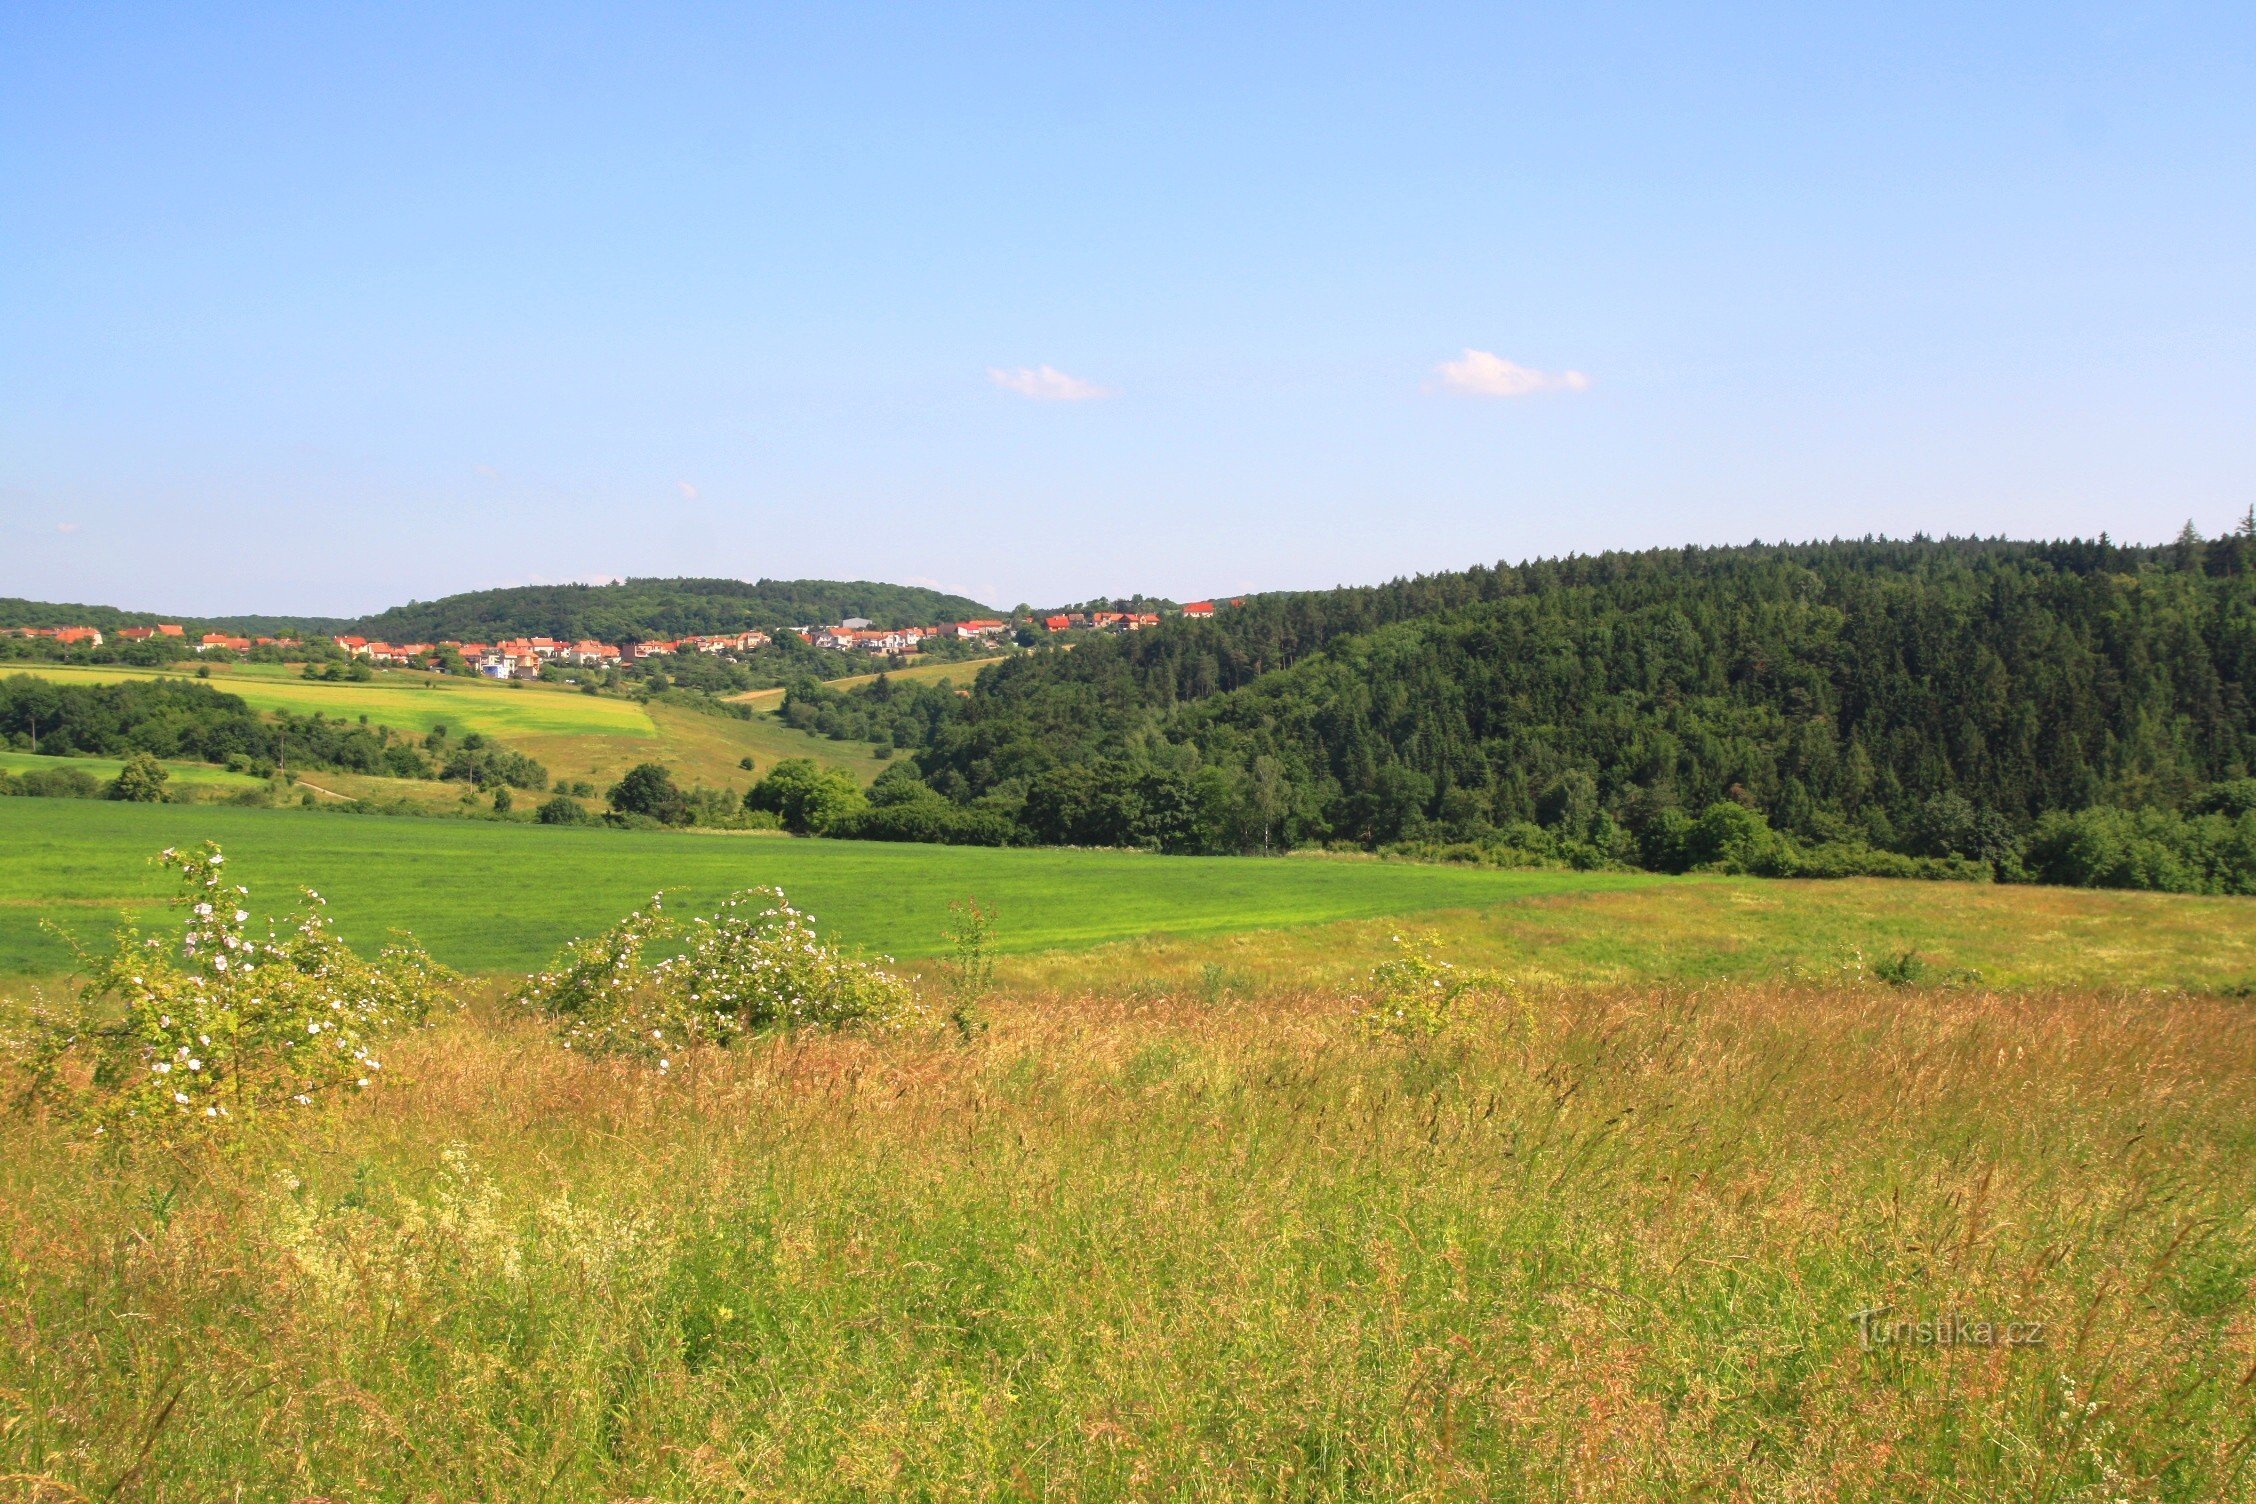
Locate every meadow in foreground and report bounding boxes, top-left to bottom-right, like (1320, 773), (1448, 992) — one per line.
(4, 960), (2254, 1498)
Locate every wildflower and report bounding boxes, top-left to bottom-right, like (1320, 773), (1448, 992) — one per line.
(187, 1058), (202, 1071)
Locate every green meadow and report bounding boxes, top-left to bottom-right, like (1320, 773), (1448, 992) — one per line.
(4, 798), (2252, 993)
(0, 748), (266, 793)
(0, 798), (1644, 977)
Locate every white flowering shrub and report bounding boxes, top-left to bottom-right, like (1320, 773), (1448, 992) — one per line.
(11, 842), (457, 1142)
(1356, 932), (1483, 1037)
(514, 888), (921, 1066)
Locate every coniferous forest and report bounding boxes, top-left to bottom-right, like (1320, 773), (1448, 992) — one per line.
(774, 531), (2256, 891)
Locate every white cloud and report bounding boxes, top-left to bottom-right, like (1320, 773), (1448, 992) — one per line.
(677, 481), (700, 501)
(988, 364), (1116, 402)
(1431, 349), (1591, 398)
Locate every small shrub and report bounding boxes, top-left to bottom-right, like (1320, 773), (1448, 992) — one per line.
(9, 842), (456, 1143)
(104, 751), (170, 802)
(942, 897), (996, 1041)
(514, 889), (920, 1066)
(535, 794), (592, 825)
(1358, 933), (1482, 1037)
(1874, 950), (1930, 987)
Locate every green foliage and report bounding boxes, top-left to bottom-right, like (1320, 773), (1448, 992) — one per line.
(513, 889), (921, 1064)
(941, 897), (995, 1041)
(744, 757), (868, 834)
(104, 752), (171, 802)
(534, 794), (592, 825)
(1357, 931), (1483, 1036)
(1, 765), (102, 800)
(9, 842), (455, 1143)
(2023, 805), (2256, 894)
(607, 762), (691, 825)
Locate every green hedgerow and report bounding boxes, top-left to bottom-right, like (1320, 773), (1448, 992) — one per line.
(9, 842), (457, 1143)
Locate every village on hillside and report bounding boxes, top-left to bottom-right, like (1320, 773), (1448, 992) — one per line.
(1, 598), (1236, 678)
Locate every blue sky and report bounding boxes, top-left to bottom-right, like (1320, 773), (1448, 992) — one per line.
(4, 3), (2252, 615)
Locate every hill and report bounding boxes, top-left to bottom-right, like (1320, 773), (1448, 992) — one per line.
(345, 577), (997, 644)
(0, 661), (890, 805)
(785, 531), (2256, 886)
(0, 596), (350, 637)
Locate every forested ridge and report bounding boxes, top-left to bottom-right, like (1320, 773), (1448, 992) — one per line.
(346, 577), (995, 644)
(773, 531), (2256, 890)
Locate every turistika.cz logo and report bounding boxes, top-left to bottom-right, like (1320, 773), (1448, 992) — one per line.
(1853, 1306), (2046, 1351)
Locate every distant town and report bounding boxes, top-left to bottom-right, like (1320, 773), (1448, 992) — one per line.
(0, 599), (1236, 678)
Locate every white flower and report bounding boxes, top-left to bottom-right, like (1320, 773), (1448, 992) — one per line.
(152, 1062), (170, 1075)
(234, 910), (248, 923)
(213, 957), (228, 972)
(187, 1058), (202, 1071)
(173, 1091), (190, 1104)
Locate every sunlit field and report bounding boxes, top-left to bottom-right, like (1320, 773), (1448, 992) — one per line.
(0, 799), (1645, 977)
(4, 966), (2253, 1497)
(0, 748), (267, 795)
(0, 661), (884, 791)
(4, 808), (2254, 1499)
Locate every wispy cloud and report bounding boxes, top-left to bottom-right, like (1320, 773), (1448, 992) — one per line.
(1430, 349), (1591, 398)
(988, 364), (1116, 402)
(677, 481), (700, 501)
(55, 522), (79, 534)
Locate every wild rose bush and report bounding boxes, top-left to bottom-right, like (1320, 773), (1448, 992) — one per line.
(514, 888), (921, 1066)
(12, 842), (456, 1142)
(1356, 931), (1486, 1037)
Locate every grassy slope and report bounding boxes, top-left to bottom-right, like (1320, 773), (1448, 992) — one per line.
(0, 799), (1642, 976)
(0, 661), (880, 792)
(728, 653), (1009, 711)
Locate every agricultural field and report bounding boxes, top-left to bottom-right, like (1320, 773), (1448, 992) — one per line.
(729, 653), (1008, 711)
(0, 660), (883, 793)
(3, 797), (2252, 992)
(0, 798), (1646, 978)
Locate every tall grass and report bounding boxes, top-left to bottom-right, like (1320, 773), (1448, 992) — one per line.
(4, 977), (2253, 1499)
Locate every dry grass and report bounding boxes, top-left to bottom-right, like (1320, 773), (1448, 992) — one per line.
(4, 968), (2253, 1500)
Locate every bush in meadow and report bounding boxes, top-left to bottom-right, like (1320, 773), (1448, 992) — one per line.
(513, 887), (921, 1067)
(1357, 931), (1485, 1037)
(9, 842), (456, 1142)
